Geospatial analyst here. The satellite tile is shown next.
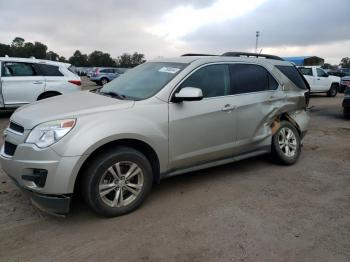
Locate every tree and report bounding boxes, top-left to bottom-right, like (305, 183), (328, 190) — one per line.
(58, 56), (67, 62)
(11, 37), (25, 48)
(88, 51), (116, 67)
(68, 50), (90, 66)
(46, 51), (60, 61)
(117, 52), (146, 68)
(0, 43), (12, 56)
(340, 57), (350, 68)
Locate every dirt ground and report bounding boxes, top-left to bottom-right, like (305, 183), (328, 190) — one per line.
(0, 83), (349, 261)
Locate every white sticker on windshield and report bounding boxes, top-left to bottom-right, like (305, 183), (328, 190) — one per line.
(158, 67), (180, 74)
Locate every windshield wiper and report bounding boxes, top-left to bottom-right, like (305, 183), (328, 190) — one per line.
(99, 91), (126, 100)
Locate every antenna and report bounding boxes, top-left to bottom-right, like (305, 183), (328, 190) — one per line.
(255, 31), (260, 54)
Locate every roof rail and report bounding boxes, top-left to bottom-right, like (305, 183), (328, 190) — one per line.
(222, 52), (284, 61)
(181, 53), (216, 57)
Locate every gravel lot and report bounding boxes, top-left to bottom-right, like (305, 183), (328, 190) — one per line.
(0, 83), (349, 261)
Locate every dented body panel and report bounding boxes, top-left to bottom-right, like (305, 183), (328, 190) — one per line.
(1, 55), (310, 213)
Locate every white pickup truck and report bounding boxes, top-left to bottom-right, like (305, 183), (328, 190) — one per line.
(298, 66), (340, 97)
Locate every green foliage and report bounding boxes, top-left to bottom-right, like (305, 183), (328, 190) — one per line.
(340, 57), (350, 68)
(1, 37), (146, 67)
(118, 52), (145, 68)
(88, 51), (116, 67)
(68, 50), (90, 66)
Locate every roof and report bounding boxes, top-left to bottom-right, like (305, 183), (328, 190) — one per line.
(153, 55), (292, 66)
(0, 57), (71, 67)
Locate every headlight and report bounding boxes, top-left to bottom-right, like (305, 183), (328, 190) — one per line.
(26, 119), (76, 148)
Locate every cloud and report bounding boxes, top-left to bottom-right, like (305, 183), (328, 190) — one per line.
(0, 0), (349, 63)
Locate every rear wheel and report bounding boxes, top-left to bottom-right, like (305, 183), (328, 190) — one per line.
(101, 78), (109, 85)
(82, 147), (153, 217)
(327, 84), (338, 97)
(271, 121), (301, 165)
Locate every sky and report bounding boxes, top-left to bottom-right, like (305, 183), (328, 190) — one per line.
(0, 0), (349, 64)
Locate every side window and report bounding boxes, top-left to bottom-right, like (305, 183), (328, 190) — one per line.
(36, 64), (63, 76)
(299, 67), (313, 76)
(229, 64), (277, 94)
(4, 62), (36, 77)
(179, 64), (230, 98)
(317, 68), (328, 77)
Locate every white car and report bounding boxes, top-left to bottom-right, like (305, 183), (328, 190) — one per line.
(298, 66), (340, 97)
(0, 57), (81, 108)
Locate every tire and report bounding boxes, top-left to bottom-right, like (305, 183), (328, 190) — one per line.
(344, 108), (350, 119)
(101, 78), (109, 85)
(271, 121), (301, 165)
(327, 84), (338, 97)
(82, 147), (153, 217)
(37, 92), (61, 100)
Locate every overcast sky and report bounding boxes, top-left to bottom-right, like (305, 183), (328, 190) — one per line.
(0, 0), (349, 64)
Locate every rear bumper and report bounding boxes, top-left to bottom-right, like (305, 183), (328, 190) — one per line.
(8, 175), (71, 215)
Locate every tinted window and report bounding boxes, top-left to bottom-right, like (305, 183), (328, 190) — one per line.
(36, 64), (63, 76)
(276, 65), (308, 90)
(229, 64), (278, 94)
(299, 67), (313, 76)
(100, 69), (114, 73)
(317, 68), (328, 77)
(179, 64), (230, 98)
(4, 62), (36, 77)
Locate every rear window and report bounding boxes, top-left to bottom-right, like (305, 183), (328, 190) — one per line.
(276, 65), (308, 90)
(36, 64), (63, 76)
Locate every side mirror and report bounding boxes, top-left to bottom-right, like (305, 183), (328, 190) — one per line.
(173, 87), (203, 102)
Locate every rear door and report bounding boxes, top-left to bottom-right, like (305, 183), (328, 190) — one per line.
(1, 61), (45, 106)
(229, 63), (283, 154)
(35, 63), (64, 91)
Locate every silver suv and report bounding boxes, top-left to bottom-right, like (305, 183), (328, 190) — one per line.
(0, 52), (310, 217)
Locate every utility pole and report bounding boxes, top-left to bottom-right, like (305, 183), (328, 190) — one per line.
(255, 31), (260, 54)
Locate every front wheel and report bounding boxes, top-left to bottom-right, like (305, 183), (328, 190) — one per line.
(327, 84), (338, 97)
(271, 121), (301, 165)
(82, 147), (153, 217)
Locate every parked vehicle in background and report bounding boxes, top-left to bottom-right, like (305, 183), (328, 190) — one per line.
(0, 52), (310, 217)
(329, 68), (350, 78)
(0, 57), (81, 108)
(298, 66), (340, 97)
(343, 86), (350, 119)
(340, 77), (350, 93)
(89, 67), (120, 85)
(86, 67), (96, 78)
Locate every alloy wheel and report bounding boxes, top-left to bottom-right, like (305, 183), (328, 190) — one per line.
(278, 127), (297, 158)
(98, 161), (144, 208)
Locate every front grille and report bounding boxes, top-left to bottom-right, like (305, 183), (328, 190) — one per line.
(9, 122), (24, 133)
(4, 141), (17, 156)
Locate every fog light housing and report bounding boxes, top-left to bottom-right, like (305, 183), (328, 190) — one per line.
(22, 169), (48, 188)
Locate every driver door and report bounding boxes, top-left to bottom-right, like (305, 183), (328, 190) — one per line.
(168, 64), (237, 170)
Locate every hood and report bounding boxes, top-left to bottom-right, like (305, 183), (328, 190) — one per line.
(329, 75), (340, 82)
(341, 76), (350, 81)
(11, 91), (134, 129)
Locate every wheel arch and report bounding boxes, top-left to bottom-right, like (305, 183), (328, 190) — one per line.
(74, 138), (161, 194)
(37, 91), (62, 100)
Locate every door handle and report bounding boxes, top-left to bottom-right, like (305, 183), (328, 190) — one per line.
(221, 104), (235, 112)
(33, 81), (43, 84)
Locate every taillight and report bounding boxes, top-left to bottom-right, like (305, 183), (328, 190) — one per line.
(68, 80), (81, 86)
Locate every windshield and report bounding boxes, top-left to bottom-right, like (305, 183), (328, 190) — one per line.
(100, 62), (187, 100)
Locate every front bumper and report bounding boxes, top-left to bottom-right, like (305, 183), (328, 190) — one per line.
(8, 175), (71, 215)
(0, 142), (83, 214)
(343, 98), (350, 108)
